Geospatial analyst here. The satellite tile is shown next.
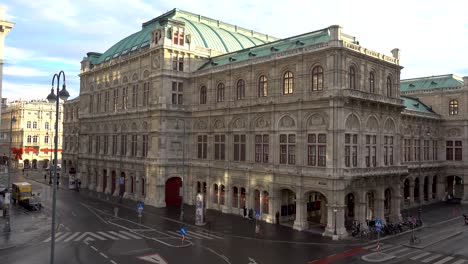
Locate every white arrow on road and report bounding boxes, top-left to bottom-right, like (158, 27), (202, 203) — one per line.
(248, 257), (258, 264)
(138, 253), (168, 264)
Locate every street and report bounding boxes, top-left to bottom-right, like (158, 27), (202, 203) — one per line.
(1, 170), (355, 264)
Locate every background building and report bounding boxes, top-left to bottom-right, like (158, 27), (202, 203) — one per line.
(0, 99), (64, 169)
(63, 8), (468, 238)
(0, 7), (15, 121)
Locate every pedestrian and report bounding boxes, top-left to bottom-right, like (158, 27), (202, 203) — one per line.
(44, 174), (47, 182)
(275, 211), (280, 225)
(249, 208), (253, 220)
(255, 223), (261, 237)
(243, 206), (247, 218)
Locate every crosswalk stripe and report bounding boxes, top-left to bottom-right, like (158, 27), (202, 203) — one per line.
(187, 231), (213, 239)
(44, 232), (62, 242)
(452, 259), (467, 264)
(88, 232), (107, 241)
(363, 244), (377, 250)
(387, 247), (410, 255)
(433, 256), (454, 264)
(411, 252), (431, 260)
(421, 254), (442, 263)
(108, 231), (131, 240)
(56, 232), (71, 242)
(64, 232), (81, 242)
(379, 244), (397, 250)
(166, 230), (189, 239)
(97, 232), (119, 240)
(119, 231), (142, 239)
(195, 230), (223, 239)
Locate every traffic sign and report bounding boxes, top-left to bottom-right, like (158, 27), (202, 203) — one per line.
(180, 227), (187, 235)
(137, 201), (144, 210)
(137, 253), (168, 264)
(375, 219), (382, 227)
(255, 211), (260, 219)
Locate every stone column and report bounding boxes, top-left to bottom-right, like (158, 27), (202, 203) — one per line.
(436, 176), (445, 201)
(223, 185), (231, 214)
(293, 198), (308, 230)
(419, 180), (424, 205)
(206, 178), (212, 209)
(374, 196), (385, 224)
(320, 201), (327, 226)
(391, 185), (402, 222)
(462, 182), (468, 204)
(124, 173), (132, 199)
(88, 169), (96, 191)
(427, 176), (433, 203)
(105, 168), (111, 194)
(95, 169), (102, 193)
(408, 182), (414, 208)
(324, 205), (347, 239)
(267, 191), (274, 223)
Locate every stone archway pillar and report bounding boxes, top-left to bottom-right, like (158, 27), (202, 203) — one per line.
(462, 182), (468, 204)
(427, 176), (433, 203)
(324, 205), (347, 239)
(408, 182), (414, 208)
(374, 191), (385, 224)
(223, 186), (231, 214)
(124, 173), (132, 199)
(436, 177), (445, 201)
(88, 170), (96, 191)
(293, 198), (308, 231)
(104, 168), (111, 194)
(320, 201), (327, 225)
(95, 170), (102, 193)
(419, 180), (424, 205)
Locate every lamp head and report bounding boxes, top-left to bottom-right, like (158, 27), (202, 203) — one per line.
(47, 88), (57, 103)
(58, 84), (70, 101)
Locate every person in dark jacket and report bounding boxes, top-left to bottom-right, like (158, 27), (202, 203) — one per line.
(276, 211), (280, 225)
(243, 206), (247, 218)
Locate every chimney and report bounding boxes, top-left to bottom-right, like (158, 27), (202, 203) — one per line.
(463, 76), (468, 89)
(391, 48), (400, 60)
(329, 25), (342, 41)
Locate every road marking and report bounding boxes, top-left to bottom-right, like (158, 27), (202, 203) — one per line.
(100, 252), (108, 259)
(387, 247), (410, 255)
(410, 252), (431, 260)
(248, 257), (258, 264)
(363, 244), (377, 250)
(97, 231), (119, 240)
(64, 232), (81, 242)
(186, 231), (213, 239)
(90, 246), (98, 251)
(108, 231), (131, 239)
(43, 232), (63, 242)
(379, 244), (397, 251)
(452, 260), (467, 264)
(138, 253), (169, 264)
(308, 247), (364, 264)
(166, 230), (189, 239)
(421, 254), (442, 263)
(433, 256), (454, 264)
(119, 230), (143, 239)
(196, 230), (223, 239)
(110, 260), (117, 264)
(55, 232), (71, 242)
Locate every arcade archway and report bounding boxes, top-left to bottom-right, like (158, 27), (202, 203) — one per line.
(165, 177), (182, 206)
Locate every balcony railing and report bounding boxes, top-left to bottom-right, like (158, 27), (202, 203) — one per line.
(342, 89), (403, 106)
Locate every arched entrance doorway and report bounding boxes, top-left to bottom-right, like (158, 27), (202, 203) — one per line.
(366, 191), (375, 220)
(279, 189), (296, 224)
(384, 188), (392, 221)
(447, 176), (463, 199)
(32, 159), (37, 169)
(119, 172), (126, 195)
(165, 177), (182, 206)
(345, 193), (355, 218)
(306, 191), (327, 228)
(404, 178), (410, 201)
(102, 169), (107, 192)
(43, 159), (50, 169)
(24, 159), (30, 169)
(414, 178), (420, 203)
(423, 176), (429, 201)
(432, 175), (437, 199)
(111, 171), (116, 194)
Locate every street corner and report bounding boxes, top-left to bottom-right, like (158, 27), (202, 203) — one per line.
(361, 252), (396, 263)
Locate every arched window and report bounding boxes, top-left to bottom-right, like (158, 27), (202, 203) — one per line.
(213, 184), (219, 204)
(262, 191), (269, 214)
(312, 66), (324, 91)
(232, 187), (239, 208)
(217, 83), (225, 102)
(236, 79), (245, 100)
(45, 122), (49, 130)
(258, 75), (268, 97)
(349, 66), (356, 89)
(283, 71), (294, 94)
(27, 121), (31, 128)
(369, 72), (375, 93)
(33, 121), (37, 129)
(449, 100), (459, 115)
(386, 76), (392, 97)
(44, 135), (49, 144)
(141, 178), (145, 196)
(220, 184), (225, 205)
(27, 135), (32, 143)
(33, 135), (38, 143)
(199, 86), (207, 104)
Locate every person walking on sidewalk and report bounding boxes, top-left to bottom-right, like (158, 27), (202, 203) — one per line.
(44, 174), (47, 182)
(275, 211), (280, 225)
(243, 206), (247, 218)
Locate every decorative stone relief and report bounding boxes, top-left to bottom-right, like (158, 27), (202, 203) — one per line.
(152, 57), (160, 69)
(255, 117), (270, 129)
(384, 118), (396, 133)
(345, 114), (360, 131)
(132, 122), (137, 131)
(194, 120), (208, 130)
(279, 115), (295, 128)
(132, 73), (138, 81)
(142, 121), (148, 130)
(123, 76), (128, 83)
(121, 123), (127, 131)
(447, 128), (461, 137)
(113, 124), (118, 132)
(366, 116), (379, 132)
(232, 118), (246, 129)
(307, 113), (327, 130)
(143, 70), (150, 79)
(213, 119), (225, 129)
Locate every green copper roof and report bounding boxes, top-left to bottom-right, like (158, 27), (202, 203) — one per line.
(90, 8), (278, 65)
(401, 96), (434, 114)
(199, 29), (330, 70)
(400, 74), (464, 92)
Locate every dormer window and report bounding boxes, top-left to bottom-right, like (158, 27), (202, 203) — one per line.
(173, 28), (184, 46)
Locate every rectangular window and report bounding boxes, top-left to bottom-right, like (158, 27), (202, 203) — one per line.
(143, 82), (150, 107)
(424, 140), (430, 160)
(433, 140), (438, 160)
(104, 135), (109, 155)
(113, 89), (119, 112)
(122, 87), (128, 110)
(142, 135), (148, 157)
(172, 55), (184, 71)
(255, 134), (269, 163)
(95, 136), (100, 154)
(214, 135), (225, 160)
(280, 134), (295, 165)
(132, 84), (138, 108)
(121, 135), (127, 156)
(88, 136), (93, 154)
(414, 139), (420, 161)
(112, 135), (118, 155)
(89, 94), (94, 113)
(131, 135), (138, 157)
(97, 93), (102, 113)
(345, 134), (358, 167)
(307, 133), (327, 167)
(197, 135), (208, 159)
(455, 141), (462, 160)
(233, 135), (246, 161)
(171, 82), (183, 105)
(104, 91), (109, 112)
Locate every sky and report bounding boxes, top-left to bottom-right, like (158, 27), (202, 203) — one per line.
(2, 0), (468, 100)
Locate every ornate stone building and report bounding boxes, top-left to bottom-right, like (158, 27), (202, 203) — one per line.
(1, 99), (64, 168)
(63, 8), (468, 238)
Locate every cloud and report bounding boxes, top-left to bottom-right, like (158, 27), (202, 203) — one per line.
(2, 81), (52, 101)
(4, 66), (49, 77)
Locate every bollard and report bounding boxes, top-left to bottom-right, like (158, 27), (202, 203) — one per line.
(114, 207), (119, 217)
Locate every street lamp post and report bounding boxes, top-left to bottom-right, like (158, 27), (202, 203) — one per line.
(46, 71), (69, 264)
(47, 131), (53, 184)
(333, 208), (338, 236)
(3, 111), (16, 233)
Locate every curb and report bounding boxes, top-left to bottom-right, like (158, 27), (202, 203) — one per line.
(405, 231), (462, 249)
(0, 244), (16, 251)
(361, 252), (395, 263)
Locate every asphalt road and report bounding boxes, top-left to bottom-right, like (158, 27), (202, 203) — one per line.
(0, 170), (354, 264)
